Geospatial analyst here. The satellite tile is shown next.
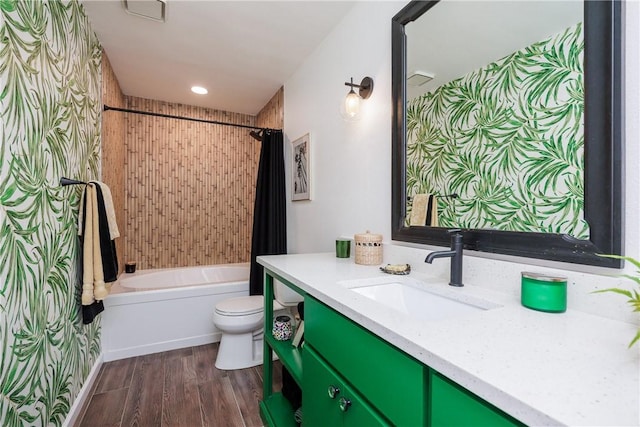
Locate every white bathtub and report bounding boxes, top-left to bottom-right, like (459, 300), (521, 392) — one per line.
(118, 264), (250, 290)
(101, 263), (250, 361)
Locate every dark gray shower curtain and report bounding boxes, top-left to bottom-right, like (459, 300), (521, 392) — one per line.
(249, 130), (287, 295)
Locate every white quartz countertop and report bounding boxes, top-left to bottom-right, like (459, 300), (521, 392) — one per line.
(258, 253), (640, 426)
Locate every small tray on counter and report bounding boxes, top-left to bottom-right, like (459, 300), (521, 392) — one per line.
(379, 264), (411, 275)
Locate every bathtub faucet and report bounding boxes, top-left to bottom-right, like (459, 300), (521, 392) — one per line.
(425, 229), (464, 287)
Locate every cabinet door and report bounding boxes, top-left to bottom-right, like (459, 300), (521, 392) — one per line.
(304, 346), (389, 427)
(430, 370), (524, 427)
(306, 297), (425, 426)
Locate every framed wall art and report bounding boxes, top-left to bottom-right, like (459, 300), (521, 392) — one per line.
(291, 133), (310, 201)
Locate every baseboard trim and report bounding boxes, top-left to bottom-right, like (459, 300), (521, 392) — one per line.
(102, 332), (221, 362)
(63, 353), (104, 427)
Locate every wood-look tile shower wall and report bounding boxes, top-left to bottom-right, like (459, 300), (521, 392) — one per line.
(257, 86), (284, 130)
(124, 97), (260, 269)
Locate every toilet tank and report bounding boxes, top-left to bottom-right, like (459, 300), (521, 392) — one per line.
(274, 278), (304, 306)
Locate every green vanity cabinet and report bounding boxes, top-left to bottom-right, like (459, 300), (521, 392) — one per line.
(429, 370), (525, 427)
(304, 346), (390, 427)
(305, 296), (426, 426)
(260, 269), (525, 427)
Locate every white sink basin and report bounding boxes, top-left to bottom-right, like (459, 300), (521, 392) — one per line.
(340, 276), (499, 322)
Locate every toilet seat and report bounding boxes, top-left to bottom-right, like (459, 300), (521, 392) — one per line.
(215, 295), (263, 316)
(214, 296), (286, 317)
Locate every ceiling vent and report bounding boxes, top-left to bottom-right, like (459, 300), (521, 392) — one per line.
(123, 0), (166, 22)
(407, 71), (434, 87)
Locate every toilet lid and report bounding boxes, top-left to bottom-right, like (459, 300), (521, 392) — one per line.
(215, 296), (264, 316)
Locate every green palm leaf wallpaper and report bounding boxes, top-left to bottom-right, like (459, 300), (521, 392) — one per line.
(0, 1), (101, 425)
(407, 23), (589, 239)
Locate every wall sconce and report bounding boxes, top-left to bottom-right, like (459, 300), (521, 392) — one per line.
(343, 77), (374, 119)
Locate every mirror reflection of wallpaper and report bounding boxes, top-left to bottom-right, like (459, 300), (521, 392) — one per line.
(0, 1), (102, 425)
(406, 23), (588, 239)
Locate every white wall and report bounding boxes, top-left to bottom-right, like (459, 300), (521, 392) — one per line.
(284, 1), (640, 324)
(285, 2), (395, 253)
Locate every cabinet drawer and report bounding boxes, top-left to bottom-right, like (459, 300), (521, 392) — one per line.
(304, 346), (389, 427)
(430, 370), (524, 427)
(306, 297), (426, 426)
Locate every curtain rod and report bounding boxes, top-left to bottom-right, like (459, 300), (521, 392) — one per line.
(103, 105), (280, 133)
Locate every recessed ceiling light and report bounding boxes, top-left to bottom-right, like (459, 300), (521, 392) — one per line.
(191, 86), (208, 95)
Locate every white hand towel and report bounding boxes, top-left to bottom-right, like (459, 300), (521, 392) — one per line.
(96, 181), (120, 239)
(78, 181), (119, 240)
(410, 194), (428, 226)
(81, 184), (95, 305)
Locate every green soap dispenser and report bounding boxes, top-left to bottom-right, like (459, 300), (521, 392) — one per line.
(521, 272), (567, 313)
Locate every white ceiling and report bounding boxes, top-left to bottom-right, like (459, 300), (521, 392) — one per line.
(406, 1), (583, 100)
(82, 0), (356, 115)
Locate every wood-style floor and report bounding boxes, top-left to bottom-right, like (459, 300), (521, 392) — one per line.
(77, 343), (282, 427)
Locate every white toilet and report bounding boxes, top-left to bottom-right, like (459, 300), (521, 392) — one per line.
(213, 279), (302, 370)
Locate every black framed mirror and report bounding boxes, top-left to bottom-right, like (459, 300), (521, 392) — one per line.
(392, 0), (623, 268)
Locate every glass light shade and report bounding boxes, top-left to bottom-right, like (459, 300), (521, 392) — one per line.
(191, 86), (208, 95)
(344, 90), (361, 118)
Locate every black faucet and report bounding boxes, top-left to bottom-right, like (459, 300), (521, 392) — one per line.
(424, 229), (464, 287)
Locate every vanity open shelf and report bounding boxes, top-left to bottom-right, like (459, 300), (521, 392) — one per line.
(264, 334), (303, 384)
(259, 393), (297, 427)
(260, 272), (305, 427)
